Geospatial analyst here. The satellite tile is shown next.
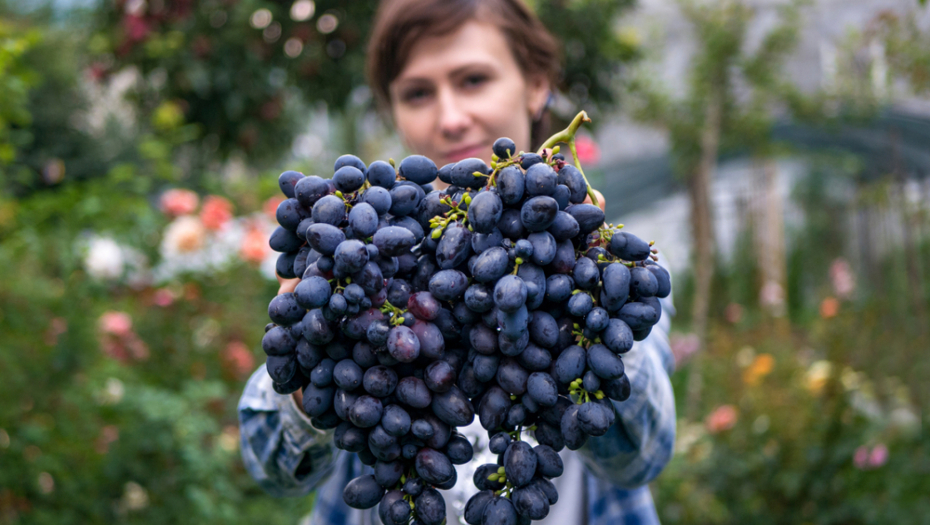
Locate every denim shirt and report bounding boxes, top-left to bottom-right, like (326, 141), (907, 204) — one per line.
(238, 296), (676, 524)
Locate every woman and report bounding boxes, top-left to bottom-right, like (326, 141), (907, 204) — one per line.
(238, 1), (676, 524)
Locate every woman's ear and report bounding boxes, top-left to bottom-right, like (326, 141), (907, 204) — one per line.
(526, 73), (551, 121)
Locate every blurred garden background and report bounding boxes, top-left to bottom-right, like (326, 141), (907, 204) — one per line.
(1, 0), (929, 523)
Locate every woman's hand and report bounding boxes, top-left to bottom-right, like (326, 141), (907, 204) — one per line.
(277, 274), (300, 295)
(584, 188), (606, 212)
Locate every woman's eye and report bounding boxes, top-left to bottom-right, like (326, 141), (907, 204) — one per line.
(462, 74), (488, 88)
(402, 87), (431, 103)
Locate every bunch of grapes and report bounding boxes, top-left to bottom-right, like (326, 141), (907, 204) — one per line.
(261, 112), (670, 525)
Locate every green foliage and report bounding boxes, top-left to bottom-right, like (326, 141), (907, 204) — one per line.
(0, 20), (40, 166)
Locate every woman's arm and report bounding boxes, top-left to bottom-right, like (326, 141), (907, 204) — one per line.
(577, 293), (677, 488)
(238, 364), (340, 497)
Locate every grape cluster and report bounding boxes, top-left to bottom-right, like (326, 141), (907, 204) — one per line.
(262, 124), (670, 524)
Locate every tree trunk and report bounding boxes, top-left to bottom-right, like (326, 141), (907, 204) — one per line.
(685, 91), (721, 421)
(755, 158), (788, 319)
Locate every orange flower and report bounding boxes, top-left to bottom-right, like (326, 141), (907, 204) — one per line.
(706, 405), (738, 434)
(263, 196), (285, 220)
(199, 195), (233, 230)
(240, 225), (270, 264)
(159, 189), (199, 216)
(820, 296), (840, 319)
(743, 353), (775, 386)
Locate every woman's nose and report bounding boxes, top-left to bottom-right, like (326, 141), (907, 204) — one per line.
(436, 88), (471, 140)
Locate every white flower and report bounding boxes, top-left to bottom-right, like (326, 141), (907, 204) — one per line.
(84, 236), (125, 280)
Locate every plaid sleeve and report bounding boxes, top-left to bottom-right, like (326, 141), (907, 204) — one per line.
(238, 364), (338, 497)
(578, 294), (677, 489)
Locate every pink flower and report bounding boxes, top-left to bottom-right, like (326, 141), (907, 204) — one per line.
(222, 341), (256, 379)
(199, 195), (234, 230)
(160, 189), (199, 217)
(670, 333), (700, 368)
(706, 405), (738, 434)
(574, 135), (601, 165)
(724, 303), (744, 324)
(868, 443), (888, 468)
(829, 258), (855, 299)
(240, 225), (270, 264)
(152, 288), (176, 307)
(854, 446), (870, 469)
(123, 14), (150, 43)
(99, 311), (133, 337)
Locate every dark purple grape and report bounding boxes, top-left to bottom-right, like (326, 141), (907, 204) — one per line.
(333, 421), (365, 451)
(403, 477), (425, 497)
(373, 226), (417, 256)
(493, 275), (527, 313)
(414, 487), (446, 525)
(478, 386), (511, 430)
(503, 441), (536, 487)
(609, 231), (651, 261)
(334, 154), (366, 173)
(410, 320), (445, 360)
(445, 434), (475, 465)
(467, 191), (503, 234)
(493, 137), (516, 159)
(602, 374), (631, 401)
(383, 325), (419, 364)
(497, 166), (525, 205)
(276, 198), (310, 231)
(560, 404), (588, 450)
(436, 222), (472, 269)
(266, 354), (297, 384)
(396, 376), (432, 409)
(295, 175), (331, 208)
(294, 276), (331, 309)
(572, 256), (600, 290)
(526, 372), (558, 407)
(302, 383), (335, 417)
(451, 158), (489, 188)
(517, 344), (552, 371)
(261, 325), (296, 356)
(269, 226), (304, 253)
(578, 401), (612, 436)
(464, 283), (494, 312)
(645, 262), (671, 298)
(520, 152), (543, 170)
(347, 202), (378, 238)
(424, 360), (456, 393)
(553, 346), (586, 384)
(348, 395), (383, 428)
(407, 291), (440, 321)
(527, 231), (557, 266)
(474, 464), (506, 491)
(398, 155), (438, 185)
(534, 444), (564, 478)
(333, 165), (365, 193)
(524, 162), (557, 197)
(520, 196), (559, 232)
(472, 247), (510, 283)
(533, 421), (564, 452)
(389, 183), (420, 217)
(465, 490), (495, 525)
(512, 485), (550, 519)
(617, 301), (659, 331)
(428, 269), (468, 301)
(586, 342), (623, 379)
(567, 292), (594, 317)
(311, 195), (346, 226)
(415, 448), (455, 485)
(565, 203), (604, 235)
(305, 223), (346, 255)
(431, 385), (475, 427)
(302, 309), (334, 345)
(367, 160), (396, 189)
(380, 404), (411, 436)
(343, 474), (383, 509)
(278, 170), (304, 198)
(268, 293), (304, 326)
(332, 359), (363, 390)
(363, 365), (398, 397)
(558, 164), (588, 204)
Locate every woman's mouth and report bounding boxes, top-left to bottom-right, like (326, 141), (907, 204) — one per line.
(443, 144), (487, 164)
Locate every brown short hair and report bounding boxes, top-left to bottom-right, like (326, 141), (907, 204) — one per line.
(366, 0), (561, 148)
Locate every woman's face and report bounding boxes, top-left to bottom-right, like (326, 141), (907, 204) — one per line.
(389, 20), (550, 168)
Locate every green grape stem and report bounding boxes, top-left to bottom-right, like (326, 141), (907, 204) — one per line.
(536, 110), (598, 207)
